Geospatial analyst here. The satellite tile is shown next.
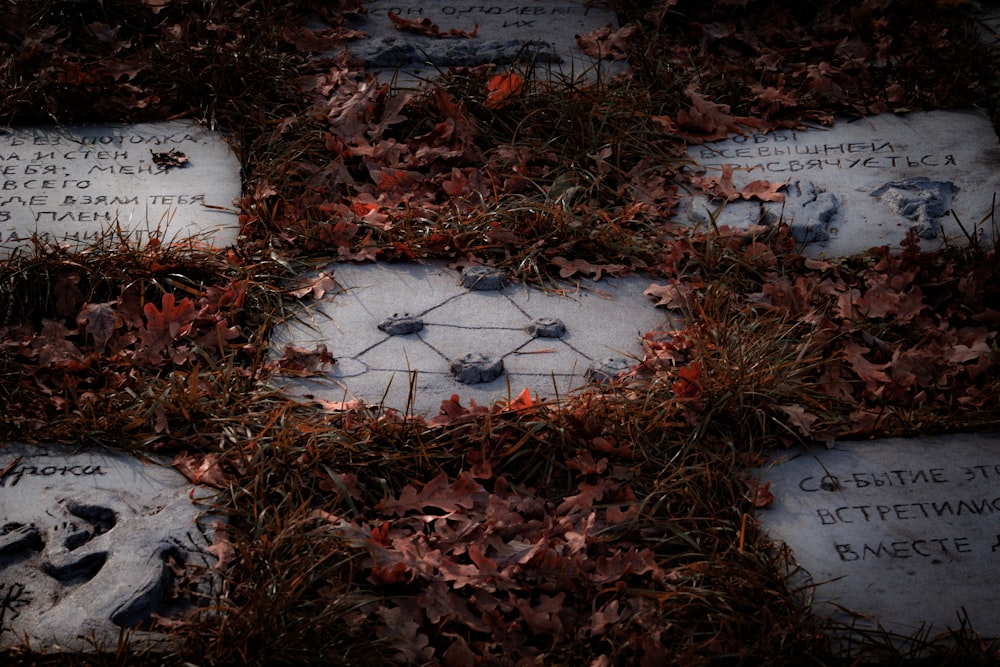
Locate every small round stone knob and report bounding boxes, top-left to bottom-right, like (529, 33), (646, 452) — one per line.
(525, 317), (566, 338)
(377, 313), (424, 335)
(461, 266), (507, 291)
(450, 353), (504, 384)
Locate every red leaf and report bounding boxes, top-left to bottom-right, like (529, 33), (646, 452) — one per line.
(672, 362), (702, 399)
(371, 561), (412, 585)
(484, 73), (523, 110)
(499, 387), (535, 412)
(388, 12), (478, 38)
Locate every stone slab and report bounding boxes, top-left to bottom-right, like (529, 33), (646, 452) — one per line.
(0, 121), (241, 257)
(342, 0), (625, 86)
(270, 262), (676, 415)
(0, 443), (219, 652)
(679, 110), (1000, 258)
(756, 433), (1000, 651)
(976, 7), (1000, 45)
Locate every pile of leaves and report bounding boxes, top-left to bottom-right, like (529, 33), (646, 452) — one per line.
(638, 225), (1000, 444)
(0, 237), (283, 442)
(2, 0), (1000, 665)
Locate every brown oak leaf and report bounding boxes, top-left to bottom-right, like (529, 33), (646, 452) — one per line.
(172, 453), (234, 488)
(139, 293), (197, 360)
(77, 302), (118, 353)
(388, 12), (477, 38)
(289, 271), (338, 299)
(677, 85), (769, 140)
(575, 23), (639, 60)
(273, 344), (336, 375)
(645, 281), (693, 309)
(550, 256), (628, 280)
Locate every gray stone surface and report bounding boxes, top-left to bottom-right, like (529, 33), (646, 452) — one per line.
(342, 0), (625, 85)
(756, 433), (1000, 650)
(679, 111), (1000, 258)
(0, 443), (219, 652)
(270, 262), (676, 415)
(976, 7), (1000, 45)
(0, 121), (241, 257)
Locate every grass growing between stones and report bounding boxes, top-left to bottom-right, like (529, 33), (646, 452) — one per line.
(2, 0), (1000, 664)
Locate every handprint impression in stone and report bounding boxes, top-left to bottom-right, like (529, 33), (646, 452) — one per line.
(0, 494), (195, 633)
(40, 500), (115, 584)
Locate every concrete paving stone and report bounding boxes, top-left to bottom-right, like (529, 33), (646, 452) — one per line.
(975, 7), (1000, 44)
(355, 330), (450, 371)
(500, 336), (589, 376)
(417, 323), (533, 362)
(0, 121), (241, 258)
(423, 290), (530, 328)
(270, 262), (677, 415)
(756, 433), (1000, 653)
(678, 110), (1000, 258)
(329, 0), (627, 87)
(0, 442), (220, 653)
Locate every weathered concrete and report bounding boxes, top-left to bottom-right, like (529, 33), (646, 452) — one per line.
(342, 0), (626, 85)
(0, 443), (220, 652)
(270, 262), (677, 415)
(0, 121), (241, 257)
(679, 111), (1000, 258)
(756, 433), (1000, 651)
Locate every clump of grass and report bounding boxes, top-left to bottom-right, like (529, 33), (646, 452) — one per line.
(674, 287), (834, 447)
(0, 230), (286, 444)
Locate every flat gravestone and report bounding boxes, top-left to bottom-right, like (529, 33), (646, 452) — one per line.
(343, 0), (625, 85)
(270, 263), (676, 416)
(0, 121), (241, 257)
(757, 433), (1000, 652)
(679, 111), (1000, 258)
(0, 443), (220, 652)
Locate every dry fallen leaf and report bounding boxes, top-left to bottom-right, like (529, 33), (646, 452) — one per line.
(575, 23), (639, 60)
(150, 147), (188, 168)
(484, 73), (524, 110)
(273, 344), (337, 375)
(290, 271), (338, 299)
(388, 12), (478, 38)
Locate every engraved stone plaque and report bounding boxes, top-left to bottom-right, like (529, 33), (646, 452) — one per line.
(0, 443), (220, 652)
(0, 121), (241, 257)
(270, 262), (676, 415)
(680, 111), (1000, 258)
(756, 434), (1000, 650)
(343, 0), (626, 84)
